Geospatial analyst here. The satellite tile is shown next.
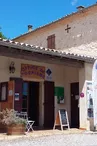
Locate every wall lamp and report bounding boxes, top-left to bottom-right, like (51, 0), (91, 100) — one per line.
(9, 62), (15, 73)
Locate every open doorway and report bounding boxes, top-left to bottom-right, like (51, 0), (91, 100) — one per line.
(28, 81), (39, 126)
(44, 81), (54, 129)
(70, 82), (79, 128)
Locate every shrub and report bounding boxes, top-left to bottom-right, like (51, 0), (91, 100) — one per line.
(0, 109), (26, 126)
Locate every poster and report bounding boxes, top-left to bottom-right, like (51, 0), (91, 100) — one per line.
(92, 60), (97, 127)
(86, 81), (93, 118)
(9, 90), (13, 96)
(55, 87), (64, 104)
(15, 93), (19, 101)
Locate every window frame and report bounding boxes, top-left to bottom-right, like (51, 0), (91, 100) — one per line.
(0, 82), (8, 102)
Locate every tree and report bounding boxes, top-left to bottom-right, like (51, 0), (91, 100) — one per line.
(0, 27), (7, 39)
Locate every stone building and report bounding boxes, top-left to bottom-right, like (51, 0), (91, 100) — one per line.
(1, 4), (97, 131)
(13, 4), (97, 58)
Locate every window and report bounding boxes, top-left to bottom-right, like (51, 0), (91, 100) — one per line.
(0, 82), (8, 101)
(47, 34), (55, 49)
(22, 82), (28, 112)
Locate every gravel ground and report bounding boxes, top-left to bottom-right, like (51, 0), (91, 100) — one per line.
(0, 134), (97, 146)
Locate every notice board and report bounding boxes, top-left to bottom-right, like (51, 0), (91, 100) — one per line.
(55, 87), (64, 104)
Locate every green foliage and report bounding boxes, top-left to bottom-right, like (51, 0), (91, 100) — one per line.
(0, 27), (7, 39)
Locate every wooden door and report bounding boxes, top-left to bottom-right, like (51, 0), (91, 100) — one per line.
(44, 81), (54, 128)
(10, 78), (23, 112)
(71, 82), (79, 128)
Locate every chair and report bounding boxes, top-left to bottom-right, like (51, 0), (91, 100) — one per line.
(26, 119), (35, 132)
(16, 111), (35, 132)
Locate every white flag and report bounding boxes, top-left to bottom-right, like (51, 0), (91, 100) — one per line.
(92, 60), (97, 127)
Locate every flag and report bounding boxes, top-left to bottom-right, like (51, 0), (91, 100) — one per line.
(92, 60), (97, 127)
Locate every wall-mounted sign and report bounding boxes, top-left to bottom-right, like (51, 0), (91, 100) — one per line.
(9, 90), (13, 96)
(75, 95), (79, 100)
(80, 92), (84, 98)
(21, 64), (45, 80)
(15, 93), (19, 101)
(55, 87), (64, 104)
(45, 68), (52, 81)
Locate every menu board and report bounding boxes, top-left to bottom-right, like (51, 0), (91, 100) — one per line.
(53, 109), (69, 130)
(60, 109), (67, 125)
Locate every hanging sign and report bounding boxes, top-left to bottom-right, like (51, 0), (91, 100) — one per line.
(21, 64), (45, 80)
(92, 60), (97, 128)
(53, 109), (69, 130)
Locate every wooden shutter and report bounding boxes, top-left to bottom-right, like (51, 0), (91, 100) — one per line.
(10, 77), (23, 112)
(47, 34), (55, 49)
(52, 35), (55, 49)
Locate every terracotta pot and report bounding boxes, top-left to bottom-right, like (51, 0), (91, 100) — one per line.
(7, 124), (26, 135)
(0, 122), (7, 133)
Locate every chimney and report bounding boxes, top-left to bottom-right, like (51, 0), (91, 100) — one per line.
(77, 6), (85, 11)
(28, 25), (33, 32)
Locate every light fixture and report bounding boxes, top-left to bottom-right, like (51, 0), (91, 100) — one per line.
(9, 62), (15, 73)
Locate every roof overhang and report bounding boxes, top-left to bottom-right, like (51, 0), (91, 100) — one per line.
(0, 38), (95, 68)
(0, 38), (95, 60)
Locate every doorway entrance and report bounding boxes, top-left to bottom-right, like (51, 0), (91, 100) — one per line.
(22, 81), (39, 126)
(70, 82), (79, 128)
(44, 81), (55, 129)
(10, 78), (40, 126)
(28, 82), (39, 126)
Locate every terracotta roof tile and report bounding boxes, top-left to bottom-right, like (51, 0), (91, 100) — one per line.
(0, 38), (96, 62)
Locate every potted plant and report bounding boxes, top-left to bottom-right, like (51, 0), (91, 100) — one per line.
(0, 109), (27, 135)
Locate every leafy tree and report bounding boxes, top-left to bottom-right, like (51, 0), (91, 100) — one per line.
(0, 27), (7, 39)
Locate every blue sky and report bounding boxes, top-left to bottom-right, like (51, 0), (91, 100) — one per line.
(0, 0), (96, 39)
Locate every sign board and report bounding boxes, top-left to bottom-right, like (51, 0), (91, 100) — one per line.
(55, 87), (64, 104)
(92, 60), (97, 128)
(53, 109), (69, 130)
(45, 68), (52, 81)
(15, 93), (19, 101)
(21, 64), (45, 80)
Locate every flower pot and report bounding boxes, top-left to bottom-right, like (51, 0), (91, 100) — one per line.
(7, 124), (26, 135)
(0, 122), (7, 133)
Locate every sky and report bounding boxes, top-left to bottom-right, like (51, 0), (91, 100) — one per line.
(0, 0), (97, 39)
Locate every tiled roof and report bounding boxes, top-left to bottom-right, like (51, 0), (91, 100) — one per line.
(13, 3), (97, 40)
(0, 38), (96, 62)
(62, 41), (97, 59)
